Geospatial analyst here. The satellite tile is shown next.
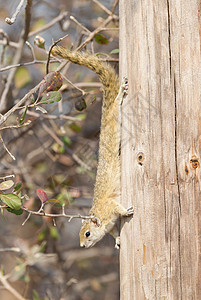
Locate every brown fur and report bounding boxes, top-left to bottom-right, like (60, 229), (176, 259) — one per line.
(52, 46), (132, 248)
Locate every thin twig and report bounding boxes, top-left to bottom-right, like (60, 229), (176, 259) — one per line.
(0, 0), (32, 113)
(0, 30), (9, 45)
(46, 34), (68, 74)
(77, 15), (115, 51)
(0, 121), (31, 131)
(42, 123), (92, 171)
(52, 218), (56, 226)
(0, 36), (24, 113)
(23, 0), (32, 40)
(0, 79), (44, 126)
(25, 41), (36, 60)
(21, 212), (31, 226)
(0, 248), (21, 253)
(61, 73), (86, 95)
(54, 14), (117, 74)
(0, 59), (57, 73)
(0, 30), (9, 63)
(5, 0), (26, 25)
(0, 175), (15, 180)
(0, 40), (18, 48)
(61, 81), (102, 90)
(70, 16), (91, 34)
(26, 139), (52, 161)
(5, 58), (57, 72)
(75, 272), (118, 292)
(28, 11), (68, 38)
(92, 0), (118, 18)
(21, 206), (92, 220)
(111, 0), (119, 14)
(0, 272), (26, 300)
(25, 111), (82, 122)
(0, 134), (16, 160)
(100, 27), (119, 31)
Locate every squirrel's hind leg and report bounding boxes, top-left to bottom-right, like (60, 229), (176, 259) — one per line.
(109, 203), (133, 249)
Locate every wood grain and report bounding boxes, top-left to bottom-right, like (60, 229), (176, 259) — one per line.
(119, 0), (201, 299)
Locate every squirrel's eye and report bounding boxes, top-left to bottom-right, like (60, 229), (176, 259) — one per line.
(85, 231), (90, 237)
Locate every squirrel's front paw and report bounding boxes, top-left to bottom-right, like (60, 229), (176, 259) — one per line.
(126, 206), (134, 216)
(115, 236), (120, 249)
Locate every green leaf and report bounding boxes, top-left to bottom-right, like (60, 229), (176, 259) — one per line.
(95, 52), (109, 58)
(39, 241), (47, 253)
(69, 123), (81, 133)
(110, 48), (119, 54)
(33, 290), (41, 300)
(0, 180), (14, 191)
(37, 229), (48, 242)
(76, 113), (86, 121)
(95, 34), (109, 45)
(0, 193), (21, 210)
(62, 135), (72, 147)
(22, 274), (30, 283)
(19, 106), (28, 125)
(10, 263), (26, 282)
(14, 182), (22, 192)
(45, 199), (61, 204)
(38, 91), (62, 105)
(49, 226), (59, 240)
(6, 208), (23, 215)
(53, 174), (66, 184)
(51, 143), (65, 154)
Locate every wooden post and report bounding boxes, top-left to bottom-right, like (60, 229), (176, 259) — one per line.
(119, 0), (201, 299)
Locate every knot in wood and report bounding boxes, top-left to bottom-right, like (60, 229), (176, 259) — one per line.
(190, 155), (200, 169)
(137, 152), (144, 165)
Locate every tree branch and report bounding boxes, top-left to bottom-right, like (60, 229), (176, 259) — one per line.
(0, 0), (32, 113)
(5, 0), (26, 25)
(0, 272), (26, 300)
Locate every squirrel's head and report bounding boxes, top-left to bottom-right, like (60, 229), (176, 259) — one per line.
(79, 217), (104, 248)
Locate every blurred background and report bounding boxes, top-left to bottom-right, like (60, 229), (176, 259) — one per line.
(0, 0), (120, 299)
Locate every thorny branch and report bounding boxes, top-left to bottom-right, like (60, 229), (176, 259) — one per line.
(0, 203), (94, 226)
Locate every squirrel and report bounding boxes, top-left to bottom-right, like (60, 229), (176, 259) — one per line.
(51, 46), (133, 249)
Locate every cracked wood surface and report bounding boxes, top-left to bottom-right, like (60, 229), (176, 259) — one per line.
(119, 0), (201, 299)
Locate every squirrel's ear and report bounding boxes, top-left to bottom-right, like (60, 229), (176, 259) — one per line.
(82, 219), (85, 224)
(91, 217), (101, 227)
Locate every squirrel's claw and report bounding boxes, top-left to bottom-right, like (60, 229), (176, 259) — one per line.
(126, 206), (134, 216)
(115, 236), (120, 249)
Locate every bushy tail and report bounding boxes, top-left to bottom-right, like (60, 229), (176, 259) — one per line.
(51, 46), (119, 109)
(52, 46), (120, 201)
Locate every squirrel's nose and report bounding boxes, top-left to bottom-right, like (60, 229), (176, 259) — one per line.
(80, 243), (85, 248)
